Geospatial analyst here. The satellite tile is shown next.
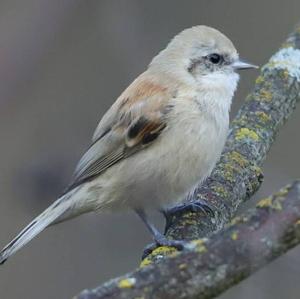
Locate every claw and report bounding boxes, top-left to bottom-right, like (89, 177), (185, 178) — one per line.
(142, 243), (158, 259)
(142, 234), (187, 259)
(134, 208), (188, 258)
(166, 200), (214, 217)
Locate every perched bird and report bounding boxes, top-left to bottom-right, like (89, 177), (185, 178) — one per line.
(0, 26), (257, 264)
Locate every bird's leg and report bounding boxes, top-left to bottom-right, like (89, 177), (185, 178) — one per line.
(134, 209), (186, 258)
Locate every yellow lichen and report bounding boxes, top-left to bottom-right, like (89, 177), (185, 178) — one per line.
(211, 185), (228, 196)
(232, 115), (248, 127)
(264, 61), (277, 69)
(252, 165), (263, 177)
(256, 197), (272, 208)
(255, 75), (264, 85)
(230, 216), (242, 226)
(229, 151), (248, 167)
(276, 187), (289, 198)
(190, 239), (207, 253)
(118, 278), (136, 289)
(179, 263), (187, 270)
(182, 218), (198, 226)
(281, 42), (293, 49)
(255, 111), (271, 123)
(182, 211), (196, 219)
(231, 231), (239, 240)
(152, 246), (179, 255)
(259, 89), (273, 101)
(235, 128), (259, 141)
(140, 258), (152, 268)
(272, 200), (283, 211)
(223, 164), (236, 182)
(140, 245), (179, 268)
(256, 197), (283, 210)
(282, 69), (289, 80)
(197, 245), (207, 253)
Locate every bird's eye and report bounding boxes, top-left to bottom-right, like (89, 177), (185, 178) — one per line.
(207, 53), (223, 64)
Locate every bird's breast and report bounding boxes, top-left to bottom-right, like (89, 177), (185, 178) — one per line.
(152, 98), (229, 206)
(89, 95), (230, 211)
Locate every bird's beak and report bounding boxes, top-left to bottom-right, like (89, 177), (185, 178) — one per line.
(232, 59), (259, 70)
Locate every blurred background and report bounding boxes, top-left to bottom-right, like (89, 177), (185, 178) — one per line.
(0, 1), (299, 298)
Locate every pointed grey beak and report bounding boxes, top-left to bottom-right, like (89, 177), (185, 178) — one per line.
(232, 59), (259, 70)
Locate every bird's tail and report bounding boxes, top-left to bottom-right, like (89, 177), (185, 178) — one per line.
(0, 195), (72, 265)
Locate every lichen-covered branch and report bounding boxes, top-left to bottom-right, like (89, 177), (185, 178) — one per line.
(75, 25), (300, 299)
(164, 24), (300, 243)
(77, 181), (300, 299)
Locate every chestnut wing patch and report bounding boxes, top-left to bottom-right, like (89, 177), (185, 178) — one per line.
(63, 116), (166, 194)
(126, 116), (166, 147)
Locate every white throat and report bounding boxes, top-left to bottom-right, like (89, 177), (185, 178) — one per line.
(195, 71), (240, 114)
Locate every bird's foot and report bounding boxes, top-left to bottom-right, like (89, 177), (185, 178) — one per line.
(142, 232), (187, 259)
(166, 200), (214, 217)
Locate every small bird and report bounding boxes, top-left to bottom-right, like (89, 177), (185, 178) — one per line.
(0, 26), (257, 264)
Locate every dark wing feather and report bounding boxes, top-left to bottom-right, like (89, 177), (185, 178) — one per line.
(62, 115), (167, 195)
(63, 75), (173, 195)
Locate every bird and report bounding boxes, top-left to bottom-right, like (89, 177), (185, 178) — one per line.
(0, 25), (257, 264)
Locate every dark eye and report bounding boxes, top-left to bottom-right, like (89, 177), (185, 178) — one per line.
(208, 53), (223, 64)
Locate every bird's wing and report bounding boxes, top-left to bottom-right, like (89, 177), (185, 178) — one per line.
(63, 76), (172, 194)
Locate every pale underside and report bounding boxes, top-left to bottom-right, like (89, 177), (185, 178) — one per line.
(61, 73), (230, 217)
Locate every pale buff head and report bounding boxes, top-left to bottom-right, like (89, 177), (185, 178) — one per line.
(149, 26), (257, 85)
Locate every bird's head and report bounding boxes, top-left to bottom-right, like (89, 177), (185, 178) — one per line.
(149, 26), (258, 96)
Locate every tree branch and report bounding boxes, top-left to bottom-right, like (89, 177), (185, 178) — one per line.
(75, 24), (300, 299)
(77, 181), (300, 299)
(164, 24), (300, 243)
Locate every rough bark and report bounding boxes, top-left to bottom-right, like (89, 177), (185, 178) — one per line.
(75, 25), (300, 299)
(164, 25), (300, 243)
(77, 181), (300, 299)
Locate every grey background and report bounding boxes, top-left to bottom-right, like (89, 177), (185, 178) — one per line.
(0, 1), (299, 298)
